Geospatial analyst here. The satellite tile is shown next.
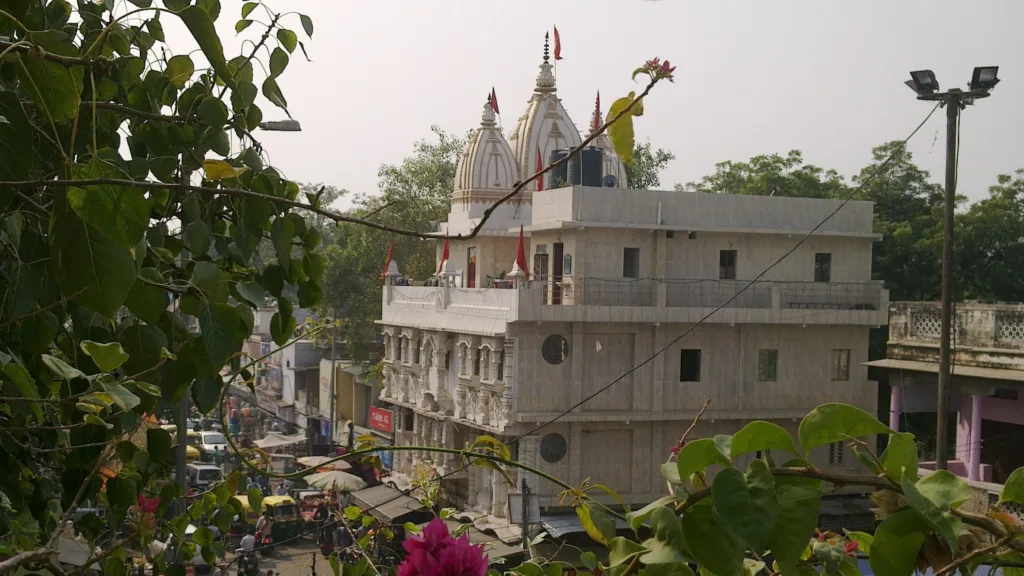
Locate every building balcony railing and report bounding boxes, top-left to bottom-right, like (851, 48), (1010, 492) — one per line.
(381, 276), (888, 329)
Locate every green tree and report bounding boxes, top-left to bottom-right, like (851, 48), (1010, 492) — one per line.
(957, 170), (1024, 302)
(317, 127), (467, 364)
(685, 150), (847, 199)
(625, 141), (675, 189)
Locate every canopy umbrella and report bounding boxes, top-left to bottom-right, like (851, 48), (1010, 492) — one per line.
(297, 456), (352, 471)
(304, 470), (367, 492)
(254, 432), (306, 449)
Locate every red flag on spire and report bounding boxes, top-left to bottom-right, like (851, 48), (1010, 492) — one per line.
(535, 146), (544, 191)
(379, 241), (393, 279)
(515, 224), (530, 280)
(490, 87), (500, 114)
(553, 27), (562, 60)
(437, 239), (450, 274)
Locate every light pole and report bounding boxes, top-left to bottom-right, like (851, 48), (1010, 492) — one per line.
(905, 66), (999, 470)
(259, 120), (302, 132)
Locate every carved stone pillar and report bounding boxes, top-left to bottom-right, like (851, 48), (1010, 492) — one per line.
(490, 465), (505, 517)
(467, 465), (478, 507)
(479, 392), (490, 426)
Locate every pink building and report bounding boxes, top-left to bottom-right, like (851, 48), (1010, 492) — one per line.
(867, 302), (1024, 483)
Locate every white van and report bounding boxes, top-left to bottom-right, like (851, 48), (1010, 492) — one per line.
(186, 464), (222, 490)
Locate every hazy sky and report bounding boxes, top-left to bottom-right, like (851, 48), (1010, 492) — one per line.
(167, 0), (1023, 209)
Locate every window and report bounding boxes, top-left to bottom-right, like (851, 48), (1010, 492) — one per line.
(473, 349), (481, 376)
(403, 410), (414, 432)
(755, 451), (763, 460)
(719, 250), (737, 280)
(679, 349), (701, 382)
(481, 348), (491, 380)
(414, 341), (421, 364)
(396, 338), (403, 361)
(444, 351), (451, 370)
(757, 349), (778, 382)
(828, 441), (844, 465)
(623, 247), (641, 278)
(814, 253), (832, 282)
(498, 351), (505, 381)
(831, 349), (850, 381)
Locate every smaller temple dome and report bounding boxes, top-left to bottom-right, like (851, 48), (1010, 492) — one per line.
(452, 99), (520, 205)
(587, 92), (628, 188)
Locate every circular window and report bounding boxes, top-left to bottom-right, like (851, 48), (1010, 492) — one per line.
(540, 433), (567, 463)
(541, 335), (568, 365)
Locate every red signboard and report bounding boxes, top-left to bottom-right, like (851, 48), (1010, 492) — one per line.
(369, 407), (392, 433)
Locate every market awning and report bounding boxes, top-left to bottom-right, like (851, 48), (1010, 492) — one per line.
(350, 484), (428, 524)
(254, 432), (307, 448)
(417, 520), (522, 561)
(540, 513), (630, 539)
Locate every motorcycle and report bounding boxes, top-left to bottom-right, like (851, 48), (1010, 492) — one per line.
(256, 533), (273, 557)
(236, 549), (259, 576)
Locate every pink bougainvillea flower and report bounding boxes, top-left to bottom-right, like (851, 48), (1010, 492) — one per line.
(844, 541), (859, 556)
(660, 60), (676, 74)
(398, 517), (488, 576)
(669, 445), (680, 456)
(646, 57), (661, 68)
(137, 494), (161, 514)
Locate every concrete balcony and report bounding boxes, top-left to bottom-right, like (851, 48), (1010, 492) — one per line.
(381, 277), (888, 334)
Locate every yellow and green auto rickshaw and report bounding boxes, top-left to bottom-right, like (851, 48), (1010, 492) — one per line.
(228, 495), (259, 544)
(261, 495), (300, 540)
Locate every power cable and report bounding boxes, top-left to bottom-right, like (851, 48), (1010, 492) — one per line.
(509, 102), (943, 444)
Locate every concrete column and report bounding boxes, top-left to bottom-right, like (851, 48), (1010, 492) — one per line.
(655, 231), (667, 307)
(968, 394), (983, 481)
(889, 384), (902, 432)
(490, 466), (503, 517)
(467, 465), (477, 507)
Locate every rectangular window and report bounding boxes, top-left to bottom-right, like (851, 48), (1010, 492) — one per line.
(473, 350), (481, 376)
(831, 349), (850, 381)
(498, 351), (505, 381)
(679, 349), (701, 382)
(719, 250), (737, 280)
(444, 351), (450, 370)
(757, 349), (778, 382)
(623, 247), (641, 278)
(828, 441), (844, 465)
(755, 451), (763, 460)
(814, 253), (832, 282)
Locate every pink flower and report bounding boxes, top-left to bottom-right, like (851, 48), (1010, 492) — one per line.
(398, 518), (488, 576)
(137, 494), (161, 514)
(660, 60), (676, 74)
(646, 58), (661, 68)
(844, 541), (859, 556)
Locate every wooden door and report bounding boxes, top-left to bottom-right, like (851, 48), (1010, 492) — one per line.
(552, 243), (564, 305)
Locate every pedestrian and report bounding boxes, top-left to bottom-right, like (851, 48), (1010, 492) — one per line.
(212, 446), (222, 467)
(347, 422), (355, 449)
(274, 482), (285, 496)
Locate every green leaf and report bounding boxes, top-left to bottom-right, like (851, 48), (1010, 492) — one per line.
(681, 503), (744, 576)
(297, 280), (322, 308)
(119, 324), (168, 383)
(607, 92), (643, 164)
(146, 17), (164, 41)
(247, 488), (263, 514)
(198, 96), (229, 126)
(329, 555), (340, 576)
(196, 0), (220, 20)
(626, 495), (676, 531)
(868, 509), (930, 576)
(580, 551), (597, 570)
(147, 427), (171, 461)
(192, 374), (224, 414)
(3, 363), (43, 421)
(879, 432), (918, 484)
(203, 158), (239, 180)
(16, 40), (84, 122)
(191, 261), (229, 302)
(676, 438), (730, 483)
(730, 421), (799, 458)
(20, 311), (58, 354)
(299, 14), (313, 37)
(269, 47), (288, 78)
(900, 475), (963, 556)
(101, 381), (141, 411)
(177, 6), (234, 88)
(235, 19), (252, 33)
(1000, 467), (1024, 505)
(844, 531), (873, 556)
(576, 503), (615, 546)
(797, 403), (892, 453)
(186, 220), (212, 257)
(262, 76), (288, 111)
(68, 161), (149, 249)
(607, 537), (645, 567)
(80, 340), (130, 371)
(85, 413), (112, 428)
(0, 91), (34, 181)
(277, 28), (297, 52)
(712, 459), (777, 551)
(199, 302), (240, 367)
(916, 469), (973, 510)
(165, 54), (194, 88)
(769, 464), (821, 576)
(125, 268), (170, 324)
(241, 2), (257, 17)
(271, 216), (295, 273)
(41, 354), (87, 381)
(644, 564), (696, 576)
(639, 507), (689, 565)
(235, 282), (265, 308)
(661, 462), (682, 485)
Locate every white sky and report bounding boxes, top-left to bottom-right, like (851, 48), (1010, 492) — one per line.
(164, 0), (1024, 210)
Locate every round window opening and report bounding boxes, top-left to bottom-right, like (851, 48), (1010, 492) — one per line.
(540, 433), (567, 463)
(542, 335), (568, 365)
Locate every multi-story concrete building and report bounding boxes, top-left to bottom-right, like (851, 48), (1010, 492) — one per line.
(869, 301), (1024, 483)
(374, 39), (885, 535)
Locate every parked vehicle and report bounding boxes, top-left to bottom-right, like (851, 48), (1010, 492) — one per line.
(186, 464), (223, 490)
(296, 490), (325, 528)
(198, 431), (228, 455)
(261, 495), (300, 540)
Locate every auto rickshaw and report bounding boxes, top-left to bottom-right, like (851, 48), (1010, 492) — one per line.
(228, 495), (259, 545)
(296, 490), (325, 528)
(261, 495), (300, 540)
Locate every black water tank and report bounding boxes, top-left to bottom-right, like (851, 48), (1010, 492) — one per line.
(547, 149), (569, 189)
(568, 147), (604, 187)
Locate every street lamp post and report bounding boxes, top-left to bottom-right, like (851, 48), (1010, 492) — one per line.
(259, 120), (302, 132)
(905, 67), (999, 470)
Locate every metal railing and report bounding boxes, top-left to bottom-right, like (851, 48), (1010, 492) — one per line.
(530, 277), (658, 307)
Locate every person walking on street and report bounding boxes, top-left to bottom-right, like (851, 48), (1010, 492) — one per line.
(274, 482), (285, 496)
